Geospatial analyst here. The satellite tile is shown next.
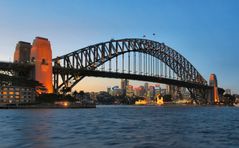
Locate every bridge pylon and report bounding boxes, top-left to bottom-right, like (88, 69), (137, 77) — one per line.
(208, 74), (219, 104)
(30, 37), (53, 94)
(13, 37), (53, 94)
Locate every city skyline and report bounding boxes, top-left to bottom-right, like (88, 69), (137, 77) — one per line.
(0, 0), (239, 93)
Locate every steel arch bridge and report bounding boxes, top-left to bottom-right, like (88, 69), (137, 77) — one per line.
(52, 38), (208, 94)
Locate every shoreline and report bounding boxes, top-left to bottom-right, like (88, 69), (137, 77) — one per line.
(0, 104), (96, 109)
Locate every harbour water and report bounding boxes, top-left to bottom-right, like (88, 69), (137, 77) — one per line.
(1, 105), (239, 148)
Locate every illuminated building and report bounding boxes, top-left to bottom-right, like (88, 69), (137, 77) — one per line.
(209, 74), (219, 104)
(0, 86), (35, 103)
(30, 37), (53, 93)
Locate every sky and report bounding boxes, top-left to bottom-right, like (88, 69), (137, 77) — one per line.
(0, 0), (239, 93)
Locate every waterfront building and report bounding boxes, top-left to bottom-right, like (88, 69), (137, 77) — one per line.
(110, 86), (122, 96)
(75, 92), (94, 104)
(89, 92), (97, 101)
(225, 89), (231, 95)
(148, 86), (155, 99)
(155, 84), (161, 96)
(126, 85), (134, 97)
(167, 85), (177, 96)
(160, 89), (167, 96)
(0, 86), (35, 104)
(144, 83), (148, 92)
(107, 87), (111, 94)
(134, 86), (145, 97)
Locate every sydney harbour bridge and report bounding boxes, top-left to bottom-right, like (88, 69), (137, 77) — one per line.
(0, 37), (223, 104)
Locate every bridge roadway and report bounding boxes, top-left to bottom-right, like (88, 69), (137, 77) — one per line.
(53, 66), (211, 90)
(0, 61), (224, 92)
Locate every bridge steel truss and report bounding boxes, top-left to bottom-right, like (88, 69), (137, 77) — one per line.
(53, 38), (208, 95)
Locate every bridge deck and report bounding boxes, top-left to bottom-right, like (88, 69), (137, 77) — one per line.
(53, 67), (211, 89)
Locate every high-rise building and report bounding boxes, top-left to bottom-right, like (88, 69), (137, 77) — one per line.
(148, 86), (155, 99)
(121, 79), (129, 96)
(144, 83), (148, 91)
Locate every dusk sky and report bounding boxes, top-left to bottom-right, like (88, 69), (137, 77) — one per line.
(0, 0), (239, 93)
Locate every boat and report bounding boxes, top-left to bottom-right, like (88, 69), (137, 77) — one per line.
(135, 99), (147, 105)
(135, 94), (164, 106)
(156, 95), (164, 105)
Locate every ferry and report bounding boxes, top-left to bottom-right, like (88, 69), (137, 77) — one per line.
(135, 94), (164, 105)
(135, 99), (147, 105)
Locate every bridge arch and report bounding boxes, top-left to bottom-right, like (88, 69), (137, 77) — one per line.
(52, 38), (207, 93)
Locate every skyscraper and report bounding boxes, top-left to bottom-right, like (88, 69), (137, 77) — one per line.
(121, 79), (129, 96)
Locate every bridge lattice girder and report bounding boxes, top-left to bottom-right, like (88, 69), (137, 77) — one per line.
(52, 38), (207, 93)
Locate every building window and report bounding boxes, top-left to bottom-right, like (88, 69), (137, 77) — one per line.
(9, 92), (14, 95)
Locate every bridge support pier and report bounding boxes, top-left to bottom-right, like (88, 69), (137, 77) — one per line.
(30, 37), (53, 94)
